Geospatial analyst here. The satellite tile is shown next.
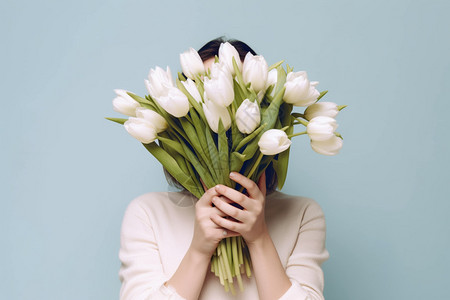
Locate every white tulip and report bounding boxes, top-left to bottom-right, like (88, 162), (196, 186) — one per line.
(266, 68), (278, 90)
(146, 66), (174, 99)
(202, 99), (231, 133)
(265, 68), (278, 97)
(180, 47), (205, 80)
(235, 99), (260, 134)
(304, 102), (339, 120)
(284, 71), (320, 107)
(135, 107), (167, 133)
(112, 89), (140, 117)
(310, 135), (343, 156)
(209, 61), (227, 78)
(242, 52), (268, 93)
(258, 129), (292, 155)
(204, 64), (234, 107)
(124, 117), (157, 144)
(145, 66), (190, 117)
(181, 78), (202, 103)
(219, 42), (242, 75)
(306, 116), (338, 142)
(154, 87), (190, 118)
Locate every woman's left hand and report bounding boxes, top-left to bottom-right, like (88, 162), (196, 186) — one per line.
(210, 171), (268, 244)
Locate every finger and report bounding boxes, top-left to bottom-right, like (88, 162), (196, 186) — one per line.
(257, 171), (267, 197)
(210, 214), (243, 234)
(212, 196), (247, 223)
(214, 185), (249, 209)
(211, 206), (227, 218)
(197, 187), (220, 206)
(229, 172), (262, 200)
(215, 227), (240, 239)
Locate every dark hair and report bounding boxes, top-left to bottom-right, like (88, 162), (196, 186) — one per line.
(164, 37), (278, 194)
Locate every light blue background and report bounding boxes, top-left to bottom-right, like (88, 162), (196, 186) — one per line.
(1, 0), (449, 299)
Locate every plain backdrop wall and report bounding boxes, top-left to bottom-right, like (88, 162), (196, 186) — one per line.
(1, 0), (449, 299)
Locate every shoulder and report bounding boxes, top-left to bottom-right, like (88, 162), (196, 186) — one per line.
(266, 191), (323, 217)
(124, 191), (189, 211)
(121, 191), (191, 224)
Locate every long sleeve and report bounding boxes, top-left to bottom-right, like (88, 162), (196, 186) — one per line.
(118, 198), (185, 300)
(278, 200), (329, 300)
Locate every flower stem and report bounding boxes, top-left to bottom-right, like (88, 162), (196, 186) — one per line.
(288, 131), (307, 138)
(293, 117), (309, 127)
(246, 152), (264, 180)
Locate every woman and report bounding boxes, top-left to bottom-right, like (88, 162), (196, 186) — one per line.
(118, 38), (329, 300)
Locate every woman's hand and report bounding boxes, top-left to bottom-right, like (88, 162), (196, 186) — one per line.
(190, 186), (240, 258)
(209, 171), (268, 244)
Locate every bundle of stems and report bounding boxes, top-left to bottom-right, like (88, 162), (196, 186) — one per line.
(210, 237), (252, 294)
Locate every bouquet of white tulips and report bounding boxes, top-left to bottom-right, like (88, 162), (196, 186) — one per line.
(107, 42), (345, 294)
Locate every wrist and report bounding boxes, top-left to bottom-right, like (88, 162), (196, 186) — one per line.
(187, 246), (213, 263)
(246, 230), (272, 251)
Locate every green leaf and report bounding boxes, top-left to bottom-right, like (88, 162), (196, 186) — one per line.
(105, 117), (127, 125)
(180, 118), (217, 181)
(233, 80), (246, 108)
(315, 90), (328, 103)
(156, 136), (187, 159)
(268, 60), (284, 71)
(160, 139), (190, 176)
(127, 92), (154, 107)
(218, 120), (232, 186)
(286, 63), (293, 73)
(190, 108), (211, 162)
(274, 124), (293, 190)
(273, 65), (287, 97)
(178, 138), (215, 189)
(234, 123), (266, 153)
(230, 151), (246, 174)
(205, 129), (222, 184)
(233, 57), (248, 97)
(254, 155), (274, 183)
(142, 142), (201, 198)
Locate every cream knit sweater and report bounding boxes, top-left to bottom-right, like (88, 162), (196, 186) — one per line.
(119, 190), (329, 300)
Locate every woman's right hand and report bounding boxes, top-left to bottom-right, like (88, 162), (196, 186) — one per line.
(189, 186), (239, 258)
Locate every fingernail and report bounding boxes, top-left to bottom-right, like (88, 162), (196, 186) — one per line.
(229, 172), (236, 178)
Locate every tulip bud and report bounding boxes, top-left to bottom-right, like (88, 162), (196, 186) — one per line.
(146, 66), (174, 99)
(304, 102), (339, 120)
(135, 107), (167, 133)
(266, 68), (278, 90)
(204, 64), (234, 107)
(235, 99), (261, 134)
(258, 129), (292, 155)
(180, 47), (205, 80)
(242, 52), (269, 93)
(219, 42), (242, 75)
(284, 71), (320, 107)
(202, 98), (231, 133)
(306, 116), (338, 142)
(145, 66), (190, 118)
(181, 78), (202, 103)
(124, 117), (157, 144)
(112, 89), (140, 117)
(154, 87), (190, 118)
(310, 135), (343, 156)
